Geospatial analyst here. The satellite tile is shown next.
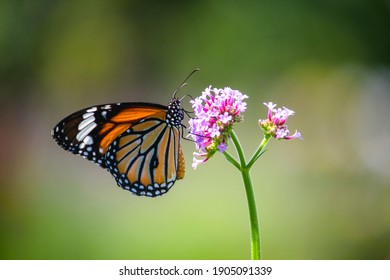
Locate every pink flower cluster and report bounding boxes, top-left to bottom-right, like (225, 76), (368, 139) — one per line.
(258, 102), (302, 140)
(189, 86), (248, 168)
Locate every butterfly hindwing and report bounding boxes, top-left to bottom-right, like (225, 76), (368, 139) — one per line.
(105, 117), (183, 196)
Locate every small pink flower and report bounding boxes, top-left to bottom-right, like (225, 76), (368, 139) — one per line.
(259, 102), (303, 140)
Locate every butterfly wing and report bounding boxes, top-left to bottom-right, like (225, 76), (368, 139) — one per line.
(105, 117), (184, 196)
(52, 101), (185, 197)
(52, 103), (166, 167)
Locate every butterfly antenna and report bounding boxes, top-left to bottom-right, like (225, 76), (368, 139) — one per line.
(173, 68), (200, 98)
(179, 94), (195, 102)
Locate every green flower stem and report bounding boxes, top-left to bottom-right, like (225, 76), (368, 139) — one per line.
(230, 130), (247, 167)
(241, 168), (260, 260)
(222, 131), (271, 259)
(223, 151), (241, 171)
(229, 131), (267, 260)
(247, 134), (271, 170)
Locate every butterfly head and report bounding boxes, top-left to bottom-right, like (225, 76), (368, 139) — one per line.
(167, 69), (199, 128)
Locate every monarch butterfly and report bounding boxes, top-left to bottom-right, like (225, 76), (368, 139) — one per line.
(52, 70), (198, 197)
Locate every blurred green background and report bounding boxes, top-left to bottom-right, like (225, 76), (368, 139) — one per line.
(1, 0), (390, 260)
